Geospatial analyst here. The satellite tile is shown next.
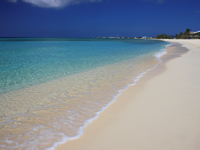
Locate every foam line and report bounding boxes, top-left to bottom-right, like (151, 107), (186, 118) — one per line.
(47, 44), (171, 150)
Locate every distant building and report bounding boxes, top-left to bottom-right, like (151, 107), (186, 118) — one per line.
(142, 36), (147, 39)
(190, 31), (200, 35)
(190, 30), (200, 39)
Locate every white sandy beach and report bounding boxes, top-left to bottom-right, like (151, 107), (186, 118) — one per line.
(56, 39), (200, 150)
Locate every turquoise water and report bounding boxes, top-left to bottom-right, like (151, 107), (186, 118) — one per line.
(0, 38), (167, 94)
(0, 38), (169, 150)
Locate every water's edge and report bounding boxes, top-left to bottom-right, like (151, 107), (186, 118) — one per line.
(0, 39), (170, 150)
(49, 43), (171, 150)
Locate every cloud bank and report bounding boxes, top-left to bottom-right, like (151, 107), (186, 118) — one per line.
(8, 0), (102, 8)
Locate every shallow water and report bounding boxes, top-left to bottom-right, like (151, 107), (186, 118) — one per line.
(0, 38), (169, 150)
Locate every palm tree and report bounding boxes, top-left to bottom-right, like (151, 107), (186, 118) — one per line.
(177, 32), (183, 39)
(184, 28), (191, 35)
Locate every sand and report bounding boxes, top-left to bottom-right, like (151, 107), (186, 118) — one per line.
(55, 39), (200, 150)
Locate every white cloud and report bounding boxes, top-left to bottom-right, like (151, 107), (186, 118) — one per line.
(21, 0), (102, 8)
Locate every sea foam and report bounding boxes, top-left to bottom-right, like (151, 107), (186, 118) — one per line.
(0, 38), (170, 150)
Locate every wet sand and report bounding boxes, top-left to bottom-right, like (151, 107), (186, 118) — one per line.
(55, 39), (200, 150)
(0, 41), (161, 150)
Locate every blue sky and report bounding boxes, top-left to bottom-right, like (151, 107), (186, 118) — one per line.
(1, 0), (200, 37)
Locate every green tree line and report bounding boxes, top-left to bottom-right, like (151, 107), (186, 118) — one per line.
(156, 28), (199, 39)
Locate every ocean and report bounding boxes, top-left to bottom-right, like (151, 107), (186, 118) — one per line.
(0, 38), (169, 150)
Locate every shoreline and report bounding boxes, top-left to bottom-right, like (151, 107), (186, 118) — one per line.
(0, 39), (164, 118)
(0, 39), (169, 150)
(48, 41), (171, 149)
(55, 39), (200, 150)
